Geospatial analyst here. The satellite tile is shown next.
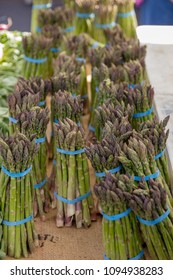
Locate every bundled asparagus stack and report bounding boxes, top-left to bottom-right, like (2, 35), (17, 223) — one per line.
(85, 136), (122, 179)
(118, 132), (173, 206)
(31, 0), (52, 33)
(52, 90), (83, 124)
(54, 119), (93, 228)
(54, 7), (76, 35)
(93, 1), (117, 44)
(0, 133), (39, 258)
(75, 0), (96, 36)
(94, 101), (133, 139)
(139, 116), (171, 188)
(52, 54), (82, 96)
(128, 180), (173, 260)
(12, 107), (50, 220)
(104, 24), (126, 45)
(116, 0), (137, 39)
(7, 85), (40, 134)
(22, 34), (52, 79)
(37, 8), (58, 30)
(0, 211), (6, 259)
(94, 173), (143, 260)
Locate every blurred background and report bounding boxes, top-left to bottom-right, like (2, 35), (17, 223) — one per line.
(0, 0), (63, 31)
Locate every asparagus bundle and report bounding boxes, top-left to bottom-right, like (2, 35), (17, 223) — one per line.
(139, 116), (171, 187)
(94, 101), (133, 139)
(22, 34), (52, 79)
(31, 0), (52, 33)
(37, 8), (58, 29)
(85, 136), (121, 178)
(0, 133), (39, 258)
(104, 24), (126, 45)
(116, 0), (137, 39)
(118, 132), (173, 206)
(7, 86), (40, 134)
(42, 24), (64, 57)
(128, 180), (173, 260)
(75, 0), (96, 36)
(54, 119), (93, 228)
(13, 107), (50, 220)
(54, 7), (76, 35)
(52, 90), (83, 124)
(0, 211), (6, 259)
(94, 173), (143, 260)
(52, 54), (82, 96)
(93, 2), (117, 44)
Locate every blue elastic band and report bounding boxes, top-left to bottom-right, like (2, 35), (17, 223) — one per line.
(118, 10), (135, 18)
(36, 26), (42, 33)
(50, 48), (61, 53)
(53, 159), (57, 166)
(1, 165), (32, 178)
(155, 149), (166, 160)
(102, 208), (131, 221)
(38, 101), (45, 106)
(64, 26), (75, 33)
(137, 208), (170, 226)
(133, 107), (154, 119)
(95, 22), (116, 29)
(54, 190), (91, 204)
(35, 137), (46, 144)
(34, 178), (47, 189)
(2, 215), (33, 226)
(104, 250), (144, 260)
(81, 94), (88, 100)
(72, 93), (77, 97)
(9, 116), (18, 124)
(54, 119), (59, 124)
(92, 42), (99, 49)
(24, 55), (47, 64)
(95, 87), (99, 93)
(56, 147), (85, 155)
(89, 124), (95, 132)
(128, 81), (145, 89)
(76, 12), (95, 19)
(32, 3), (52, 9)
(95, 165), (122, 178)
(129, 250), (145, 260)
(133, 170), (160, 181)
(76, 57), (86, 63)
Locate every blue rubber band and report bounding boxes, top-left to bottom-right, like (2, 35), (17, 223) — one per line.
(54, 119), (59, 124)
(64, 26), (75, 33)
(81, 94), (88, 100)
(133, 170), (160, 182)
(1, 166), (32, 178)
(38, 101), (45, 106)
(34, 178), (47, 189)
(128, 81), (145, 89)
(155, 149), (166, 160)
(72, 93), (77, 97)
(95, 87), (99, 93)
(104, 250), (144, 260)
(36, 26), (42, 33)
(102, 208), (131, 221)
(129, 250), (145, 260)
(56, 147), (85, 155)
(35, 137), (46, 144)
(9, 116), (18, 124)
(32, 3), (52, 9)
(50, 48), (61, 53)
(92, 42), (100, 49)
(133, 107), (154, 119)
(53, 159), (57, 166)
(76, 12), (95, 19)
(54, 190), (91, 204)
(76, 57), (86, 63)
(89, 124), (95, 132)
(137, 208), (170, 226)
(2, 214), (33, 226)
(118, 10), (135, 18)
(24, 55), (47, 64)
(95, 165), (122, 178)
(95, 22), (116, 29)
